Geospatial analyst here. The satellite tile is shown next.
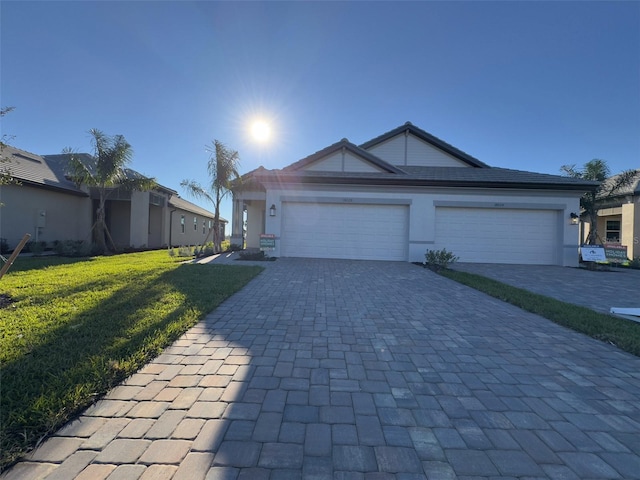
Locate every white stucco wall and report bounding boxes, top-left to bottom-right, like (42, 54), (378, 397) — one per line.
(260, 182), (582, 266)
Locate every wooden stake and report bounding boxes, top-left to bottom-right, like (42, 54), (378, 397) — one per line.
(0, 233), (31, 280)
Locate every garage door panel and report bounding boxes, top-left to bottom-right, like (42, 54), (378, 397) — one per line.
(281, 203), (408, 261)
(435, 207), (558, 265)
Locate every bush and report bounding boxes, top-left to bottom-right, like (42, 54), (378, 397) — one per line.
(178, 246), (194, 257)
(239, 250), (268, 261)
(221, 240), (231, 252)
(630, 257), (640, 270)
(1, 238), (9, 254)
(424, 248), (459, 271)
(229, 243), (242, 251)
(53, 240), (100, 257)
(24, 241), (46, 255)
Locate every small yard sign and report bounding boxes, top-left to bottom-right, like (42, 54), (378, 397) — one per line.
(580, 245), (606, 262)
(260, 234), (276, 251)
(604, 244), (628, 264)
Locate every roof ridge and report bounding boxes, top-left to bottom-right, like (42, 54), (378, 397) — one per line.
(359, 123), (490, 168)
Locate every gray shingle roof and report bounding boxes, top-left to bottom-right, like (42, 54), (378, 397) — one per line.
(283, 139), (405, 174)
(168, 195), (225, 222)
(598, 170), (640, 198)
(247, 165), (598, 191)
(3, 145), (218, 218)
(1, 145), (86, 195)
(241, 123), (597, 192)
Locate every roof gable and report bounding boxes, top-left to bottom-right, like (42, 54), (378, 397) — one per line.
(1, 145), (86, 195)
(360, 122), (489, 168)
(283, 139), (404, 174)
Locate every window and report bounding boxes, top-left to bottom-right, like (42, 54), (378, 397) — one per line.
(606, 220), (621, 243)
(180, 215), (185, 234)
(194, 216), (197, 231)
(203, 221), (206, 234)
(208, 220), (212, 231)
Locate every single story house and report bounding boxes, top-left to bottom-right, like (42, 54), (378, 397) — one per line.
(0, 145), (225, 251)
(231, 122), (597, 266)
(583, 170), (640, 259)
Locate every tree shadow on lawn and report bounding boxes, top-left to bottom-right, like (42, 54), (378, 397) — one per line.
(0, 263), (262, 470)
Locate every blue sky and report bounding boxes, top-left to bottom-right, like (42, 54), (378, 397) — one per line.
(2, 1), (639, 223)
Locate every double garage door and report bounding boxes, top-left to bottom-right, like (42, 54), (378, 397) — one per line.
(278, 203), (560, 265)
(280, 202), (408, 261)
(435, 207), (559, 265)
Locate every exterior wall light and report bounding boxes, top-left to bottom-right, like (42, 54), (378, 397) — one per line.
(570, 212), (579, 225)
(269, 204), (276, 217)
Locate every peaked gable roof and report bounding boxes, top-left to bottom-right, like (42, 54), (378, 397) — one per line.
(283, 139), (405, 174)
(1, 145), (86, 195)
(597, 170), (640, 198)
(360, 122), (489, 168)
(238, 123), (598, 192)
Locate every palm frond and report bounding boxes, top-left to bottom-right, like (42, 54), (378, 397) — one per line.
(64, 148), (99, 188)
(180, 179), (215, 205)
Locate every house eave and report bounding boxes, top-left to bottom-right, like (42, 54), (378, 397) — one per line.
(250, 173), (596, 192)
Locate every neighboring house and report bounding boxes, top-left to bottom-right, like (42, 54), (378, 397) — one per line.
(231, 122), (597, 266)
(583, 170), (640, 259)
(0, 145), (225, 250)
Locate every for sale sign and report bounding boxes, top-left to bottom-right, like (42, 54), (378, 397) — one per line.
(260, 234), (276, 251)
(604, 244), (628, 263)
(580, 245), (606, 262)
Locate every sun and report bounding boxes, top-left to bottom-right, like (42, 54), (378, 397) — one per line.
(250, 120), (271, 143)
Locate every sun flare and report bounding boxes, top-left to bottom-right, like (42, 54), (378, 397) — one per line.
(250, 120), (271, 143)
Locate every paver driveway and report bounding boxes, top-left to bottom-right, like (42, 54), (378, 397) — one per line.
(4, 259), (640, 479)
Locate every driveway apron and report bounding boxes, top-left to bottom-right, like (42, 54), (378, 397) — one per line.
(3, 259), (640, 479)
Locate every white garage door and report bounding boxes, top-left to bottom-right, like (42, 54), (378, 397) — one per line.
(435, 207), (559, 265)
(281, 202), (408, 261)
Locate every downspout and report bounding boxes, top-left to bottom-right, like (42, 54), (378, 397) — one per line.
(169, 209), (176, 248)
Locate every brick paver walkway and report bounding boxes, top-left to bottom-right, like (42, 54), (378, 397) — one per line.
(3, 259), (639, 479)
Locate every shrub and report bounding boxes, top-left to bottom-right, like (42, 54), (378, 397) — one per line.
(168, 247), (176, 257)
(424, 248), (459, 271)
(1, 238), (10, 254)
(200, 242), (215, 257)
(239, 250), (267, 261)
(221, 240), (231, 252)
(178, 246), (194, 257)
(23, 241), (46, 254)
(630, 257), (640, 270)
(53, 240), (99, 257)
(229, 243), (242, 251)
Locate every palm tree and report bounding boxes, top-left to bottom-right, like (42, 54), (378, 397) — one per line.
(181, 140), (240, 254)
(65, 129), (156, 253)
(561, 159), (639, 244)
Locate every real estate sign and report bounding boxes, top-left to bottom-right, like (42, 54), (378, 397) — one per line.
(604, 244), (628, 263)
(260, 234), (276, 251)
(580, 245), (606, 262)
(580, 244), (628, 263)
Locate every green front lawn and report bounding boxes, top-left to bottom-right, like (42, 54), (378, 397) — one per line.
(440, 269), (640, 357)
(0, 251), (262, 469)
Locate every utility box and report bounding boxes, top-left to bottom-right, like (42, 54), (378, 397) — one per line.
(37, 210), (47, 228)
